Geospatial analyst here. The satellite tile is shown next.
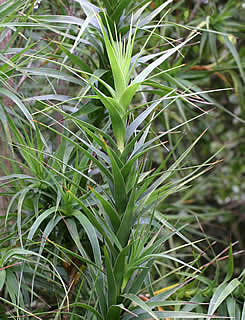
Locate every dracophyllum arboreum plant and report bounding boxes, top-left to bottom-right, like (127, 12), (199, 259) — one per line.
(0, 2), (233, 319)
(24, 14), (218, 320)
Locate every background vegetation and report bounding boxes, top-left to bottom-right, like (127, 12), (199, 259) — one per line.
(0, 0), (244, 319)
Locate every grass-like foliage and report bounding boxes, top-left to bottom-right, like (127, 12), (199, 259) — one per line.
(0, 0), (244, 319)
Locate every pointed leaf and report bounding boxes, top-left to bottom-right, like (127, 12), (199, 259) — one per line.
(72, 210), (101, 266)
(119, 83), (139, 111)
(89, 186), (121, 231)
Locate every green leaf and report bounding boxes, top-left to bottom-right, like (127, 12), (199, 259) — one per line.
(208, 278), (241, 316)
(119, 83), (139, 111)
(27, 207), (57, 240)
(72, 210), (101, 266)
(224, 243), (234, 282)
(113, 244), (130, 291)
(89, 186), (121, 231)
(17, 184), (38, 247)
(226, 296), (236, 319)
(6, 271), (19, 305)
(208, 32), (217, 61)
(224, 35), (245, 84)
(105, 143), (127, 214)
(199, 31), (208, 59)
(104, 246), (117, 307)
(0, 269), (6, 291)
(92, 87), (125, 152)
(65, 218), (87, 258)
(117, 186), (136, 246)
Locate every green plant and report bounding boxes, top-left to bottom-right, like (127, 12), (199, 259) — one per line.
(0, 0), (244, 319)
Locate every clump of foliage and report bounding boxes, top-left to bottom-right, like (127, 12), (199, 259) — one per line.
(0, 0), (244, 319)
